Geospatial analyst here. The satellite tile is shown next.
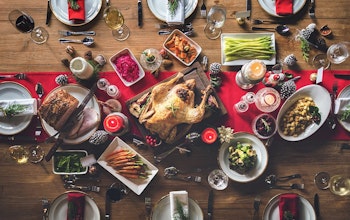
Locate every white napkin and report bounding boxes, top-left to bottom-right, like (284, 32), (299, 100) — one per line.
(166, 0), (185, 25)
(334, 98), (350, 114)
(169, 190), (189, 219)
(0, 98), (37, 117)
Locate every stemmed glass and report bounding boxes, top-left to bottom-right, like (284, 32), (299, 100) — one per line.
(204, 3), (226, 40)
(8, 144), (44, 164)
(208, 169), (229, 190)
(314, 172), (350, 196)
(103, 4), (130, 41)
(8, 10), (49, 44)
(312, 42), (349, 69)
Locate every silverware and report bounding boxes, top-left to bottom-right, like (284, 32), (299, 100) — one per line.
(326, 82), (338, 130)
(138, 0), (143, 27)
(0, 135), (37, 143)
(207, 190), (213, 220)
(41, 198), (50, 220)
(252, 196), (261, 220)
(164, 166), (202, 176)
(246, 0), (251, 19)
(269, 183), (305, 190)
(252, 25), (290, 35)
(252, 19), (280, 25)
(35, 83), (44, 137)
(59, 30), (96, 36)
(59, 36), (95, 46)
(145, 197), (152, 220)
(334, 73), (350, 79)
(265, 174), (302, 185)
(309, 0), (315, 18)
(164, 174), (202, 182)
(64, 183), (100, 192)
(314, 193), (320, 218)
(46, 0), (52, 25)
(158, 29), (194, 36)
(0, 73), (27, 80)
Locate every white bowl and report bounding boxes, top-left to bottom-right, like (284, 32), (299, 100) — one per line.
(276, 84), (331, 141)
(52, 150), (88, 175)
(163, 29), (202, 66)
(218, 132), (268, 183)
(252, 113), (277, 139)
(109, 48), (145, 87)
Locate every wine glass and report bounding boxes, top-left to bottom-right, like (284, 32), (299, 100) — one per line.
(8, 10), (49, 44)
(204, 3), (226, 40)
(314, 172), (350, 196)
(208, 169), (229, 190)
(28, 145), (45, 163)
(103, 5), (130, 41)
(8, 145), (29, 164)
(327, 42), (349, 64)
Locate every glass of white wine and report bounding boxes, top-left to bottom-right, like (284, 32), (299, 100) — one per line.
(329, 175), (350, 196)
(103, 5), (130, 41)
(8, 145), (29, 164)
(204, 3), (226, 40)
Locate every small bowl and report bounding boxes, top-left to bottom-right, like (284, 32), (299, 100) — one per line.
(255, 87), (281, 113)
(163, 29), (202, 66)
(252, 113), (277, 139)
(52, 150), (88, 175)
(109, 48), (145, 87)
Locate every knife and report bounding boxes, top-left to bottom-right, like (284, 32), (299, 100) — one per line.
(46, 0), (52, 25)
(0, 135), (37, 143)
(138, 0), (143, 27)
(309, 0), (315, 18)
(208, 190), (214, 220)
(314, 193), (320, 218)
(44, 83), (97, 161)
(246, 0), (251, 20)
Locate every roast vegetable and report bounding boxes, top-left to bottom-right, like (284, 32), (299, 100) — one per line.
(228, 142), (257, 173)
(54, 152), (85, 173)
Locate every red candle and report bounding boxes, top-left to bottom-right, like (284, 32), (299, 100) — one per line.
(201, 128), (218, 144)
(103, 114), (124, 133)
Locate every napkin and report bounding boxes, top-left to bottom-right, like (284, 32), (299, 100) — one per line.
(67, 192), (85, 220)
(275, 0), (293, 16)
(334, 98), (350, 115)
(169, 190), (189, 219)
(278, 194), (299, 220)
(166, 0), (185, 25)
(68, 0), (85, 21)
(0, 98), (37, 118)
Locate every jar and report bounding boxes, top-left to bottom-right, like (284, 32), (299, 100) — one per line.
(103, 112), (130, 136)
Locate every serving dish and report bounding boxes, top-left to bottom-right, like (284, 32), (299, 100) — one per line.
(276, 84), (331, 141)
(52, 150), (88, 175)
(257, 0), (307, 17)
(41, 84), (101, 144)
(147, 0), (198, 22)
(262, 193), (316, 220)
(163, 29), (202, 66)
(221, 33), (276, 66)
(151, 195), (203, 220)
(218, 132), (268, 183)
(48, 191), (100, 220)
(109, 48), (145, 87)
(0, 82), (33, 135)
(336, 85), (350, 132)
(97, 137), (158, 195)
(50, 0), (102, 26)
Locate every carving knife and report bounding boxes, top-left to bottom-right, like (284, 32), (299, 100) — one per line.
(44, 83), (97, 161)
(246, 0), (251, 20)
(314, 193), (320, 218)
(46, 0), (52, 25)
(208, 190), (214, 220)
(138, 0), (143, 27)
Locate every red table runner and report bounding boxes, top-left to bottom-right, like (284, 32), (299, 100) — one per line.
(1, 69), (349, 142)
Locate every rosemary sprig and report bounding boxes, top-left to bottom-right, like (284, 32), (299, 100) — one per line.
(168, 0), (179, 17)
(166, 102), (179, 117)
(68, 0), (80, 10)
(174, 198), (188, 220)
(299, 37), (310, 62)
(0, 104), (27, 118)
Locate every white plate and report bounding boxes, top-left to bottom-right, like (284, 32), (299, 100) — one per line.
(0, 82), (33, 135)
(258, 0), (307, 17)
(147, 0), (198, 22)
(41, 84), (101, 144)
(151, 195), (203, 220)
(48, 191), (100, 220)
(221, 33), (276, 66)
(218, 132), (268, 183)
(50, 0), (102, 26)
(97, 137), (159, 195)
(337, 85), (350, 132)
(277, 85), (331, 141)
(262, 193), (316, 220)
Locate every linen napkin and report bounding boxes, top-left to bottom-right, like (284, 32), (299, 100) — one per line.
(169, 190), (189, 219)
(334, 98), (350, 114)
(0, 98), (37, 118)
(67, 192), (85, 220)
(278, 194), (299, 220)
(166, 0), (185, 25)
(275, 0), (293, 16)
(68, 0), (85, 21)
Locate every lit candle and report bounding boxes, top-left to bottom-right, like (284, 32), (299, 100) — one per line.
(69, 57), (94, 80)
(103, 114), (124, 134)
(201, 128), (218, 144)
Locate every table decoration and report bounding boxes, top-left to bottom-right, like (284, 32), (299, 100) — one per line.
(166, 0), (185, 25)
(201, 127), (218, 144)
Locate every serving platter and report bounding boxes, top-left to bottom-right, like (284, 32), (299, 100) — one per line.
(147, 0), (198, 22)
(257, 0), (307, 17)
(0, 82), (33, 135)
(50, 0), (102, 26)
(336, 85), (350, 132)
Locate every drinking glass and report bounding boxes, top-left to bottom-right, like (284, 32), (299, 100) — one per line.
(8, 10), (49, 44)
(28, 145), (45, 163)
(8, 145), (29, 164)
(327, 42), (349, 64)
(312, 53), (331, 69)
(103, 6), (130, 41)
(204, 3), (226, 40)
(208, 169), (229, 190)
(329, 175), (350, 196)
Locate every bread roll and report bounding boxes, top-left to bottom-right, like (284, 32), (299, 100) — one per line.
(38, 89), (79, 131)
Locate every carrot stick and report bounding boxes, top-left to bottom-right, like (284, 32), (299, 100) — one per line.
(116, 165), (142, 170)
(119, 173), (139, 179)
(117, 169), (140, 174)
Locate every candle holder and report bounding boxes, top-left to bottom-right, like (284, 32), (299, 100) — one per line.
(235, 60), (267, 89)
(254, 87), (281, 113)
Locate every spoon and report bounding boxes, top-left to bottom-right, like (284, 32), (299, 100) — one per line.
(265, 174), (302, 185)
(58, 36), (95, 46)
(251, 24), (290, 35)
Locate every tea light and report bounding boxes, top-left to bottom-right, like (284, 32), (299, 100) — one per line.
(201, 128), (218, 144)
(255, 87), (281, 113)
(103, 112), (130, 136)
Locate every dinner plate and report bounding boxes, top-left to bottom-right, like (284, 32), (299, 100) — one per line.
(151, 195), (203, 220)
(48, 191), (100, 220)
(218, 132), (268, 183)
(262, 193), (316, 220)
(336, 85), (350, 132)
(41, 84), (101, 144)
(0, 82), (33, 135)
(221, 33), (276, 66)
(277, 85), (331, 141)
(147, 0), (198, 22)
(258, 0), (307, 17)
(50, 0), (102, 26)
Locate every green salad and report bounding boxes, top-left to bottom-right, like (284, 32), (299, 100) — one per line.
(54, 152), (86, 173)
(228, 142), (257, 174)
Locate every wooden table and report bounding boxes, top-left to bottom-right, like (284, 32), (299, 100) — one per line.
(0, 0), (350, 219)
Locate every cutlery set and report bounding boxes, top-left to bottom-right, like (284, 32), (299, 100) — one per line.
(265, 173), (304, 190)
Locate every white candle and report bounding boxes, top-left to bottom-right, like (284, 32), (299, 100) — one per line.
(69, 57), (94, 80)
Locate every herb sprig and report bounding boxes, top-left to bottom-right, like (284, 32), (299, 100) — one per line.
(168, 0), (179, 17)
(68, 0), (80, 10)
(0, 104), (27, 118)
(340, 105), (350, 121)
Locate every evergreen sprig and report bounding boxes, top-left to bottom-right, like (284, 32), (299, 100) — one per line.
(168, 0), (179, 17)
(68, 0), (80, 10)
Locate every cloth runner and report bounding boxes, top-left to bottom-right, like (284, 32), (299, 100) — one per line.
(275, 0), (293, 16)
(1, 69), (349, 142)
(68, 0), (85, 21)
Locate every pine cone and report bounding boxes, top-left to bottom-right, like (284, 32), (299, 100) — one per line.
(283, 54), (297, 66)
(89, 130), (109, 145)
(55, 74), (69, 86)
(280, 80), (296, 99)
(209, 62), (222, 75)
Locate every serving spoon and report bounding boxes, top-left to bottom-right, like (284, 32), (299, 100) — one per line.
(251, 24), (290, 35)
(59, 36), (95, 46)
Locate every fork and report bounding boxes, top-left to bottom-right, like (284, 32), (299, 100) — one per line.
(59, 30), (96, 36)
(326, 82), (338, 130)
(252, 19), (280, 25)
(41, 199), (50, 220)
(64, 183), (101, 192)
(269, 183), (305, 190)
(252, 196), (261, 220)
(145, 197), (152, 220)
(165, 174), (202, 183)
(0, 73), (27, 80)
